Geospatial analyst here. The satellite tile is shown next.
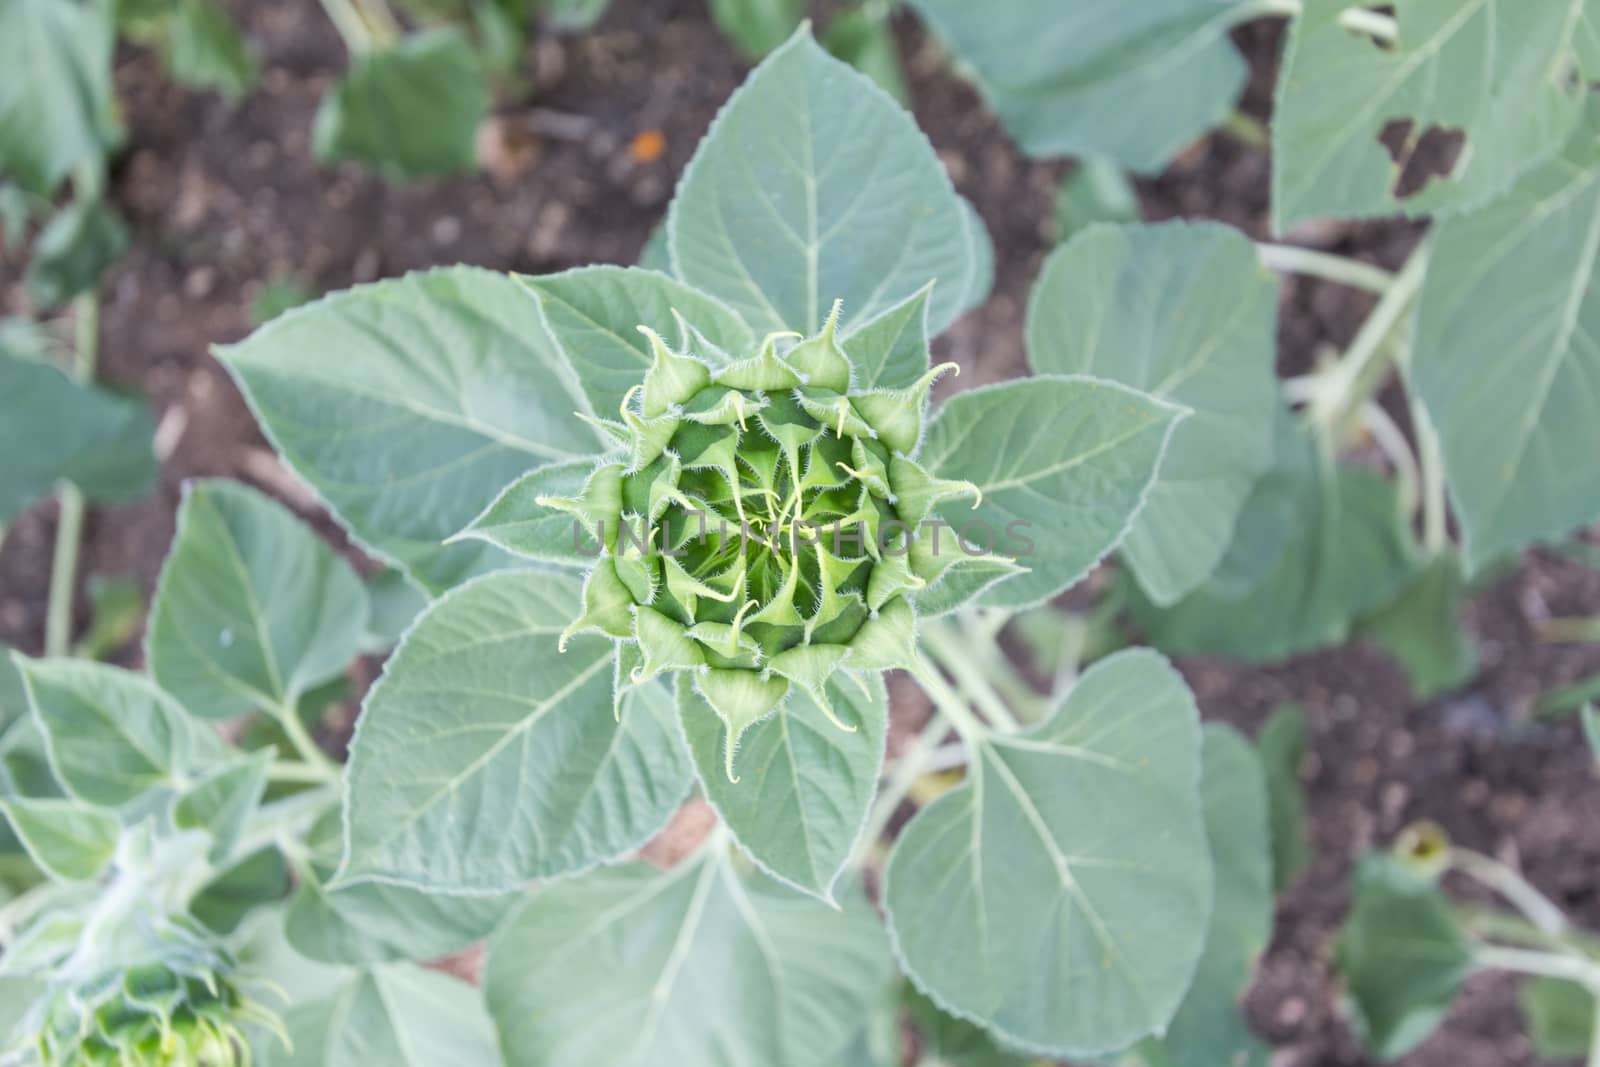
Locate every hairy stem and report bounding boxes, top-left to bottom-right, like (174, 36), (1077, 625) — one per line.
(1258, 243), (1396, 294)
(44, 284), (100, 658)
(921, 621), (1022, 732)
(1311, 242), (1430, 437)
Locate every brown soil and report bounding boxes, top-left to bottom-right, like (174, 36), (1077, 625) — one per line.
(2, 3), (1598, 1065)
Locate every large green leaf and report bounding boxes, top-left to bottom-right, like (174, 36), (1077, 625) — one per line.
(517, 265), (754, 415)
(216, 266), (602, 594)
(908, 0), (1253, 172)
(265, 962), (501, 1067)
(884, 648), (1212, 1058)
(918, 376), (1184, 611)
(1133, 726), (1272, 1067)
(679, 672), (887, 902)
(1357, 555), (1477, 698)
(0, 348), (155, 524)
(0, 0), (121, 195)
(484, 849), (893, 1067)
(1410, 109), (1600, 572)
(14, 658), (225, 808)
(1132, 418), (1419, 662)
(667, 28), (990, 337)
(1337, 855), (1473, 1059)
(313, 28), (488, 181)
(1272, 0), (1593, 230)
(1026, 222), (1277, 605)
(1256, 704), (1310, 893)
(148, 480), (367, 720)
(340, 570), (691, 891)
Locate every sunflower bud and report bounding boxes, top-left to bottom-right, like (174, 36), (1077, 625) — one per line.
(558, 300), (980, 779)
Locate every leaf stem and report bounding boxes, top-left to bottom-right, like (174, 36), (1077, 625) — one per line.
(1361, 400), (1421, 516)
(235, 783), (341, 860)
(909, 656), (990, 746)
(1339, 6), (1398, 43)
(275, 700), (339, 776)
(1473, 944), (1600, 989)
(1451, 848), (1571, 938)
(1257, 243), (1396, 294)
(1411, 393), (1450, 554)
(1310, 241), (1430, 437)
(920, 621), (1022, 732)
(44, 277), (101, 659)
(267, 760), (337, 785)
(317, 0), (377, 52)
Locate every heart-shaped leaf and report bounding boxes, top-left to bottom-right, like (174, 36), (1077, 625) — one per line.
(884, 648), (1212, 1057)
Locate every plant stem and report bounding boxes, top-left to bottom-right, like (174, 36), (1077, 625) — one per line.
(276, 701), (339, 776)
(236, 783), (341, 860)
(1451, 848), (1571, 938)
(909, 657), (990, 746)
(1310, 242), (1430, 436)
(1257, 243), (1396, 294)
(1361, 400), (1421, 516)
(1411, 393), (1450, 553)
(1474, 944), (1600, 989)
(267, 760), (337, 785)
(857, 710), (952, 857)
(350, 0), (400, 45)
(1339, 6), (1398, 43)
(921, 621), (1022, 732)
(318, 0), (376, 52)
(44, 288), (100, 658)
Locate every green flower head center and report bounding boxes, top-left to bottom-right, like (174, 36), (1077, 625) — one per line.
(544, 300), (984, 780)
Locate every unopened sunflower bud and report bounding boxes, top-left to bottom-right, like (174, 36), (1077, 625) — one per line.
(551, 303), (1008, 779)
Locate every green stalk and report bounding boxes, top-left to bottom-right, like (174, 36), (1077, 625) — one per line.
(1257, 243), (1395, 294)
(1473, 944), (1600, 988)
(1411, 393), (1450, 554)
(267, 760), (337, 785)
(1310, 242), (1430, 437)
(276, 700), (339, 776)
(318, 0), (377, 52)
(921, 621), (1022, 732)
(1451, 848), (1570, 937)
(909, 656), (991, 747)
(43, 286), (100, 658)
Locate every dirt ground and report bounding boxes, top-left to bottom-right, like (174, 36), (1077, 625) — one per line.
(1, 3), (1598, 1064)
